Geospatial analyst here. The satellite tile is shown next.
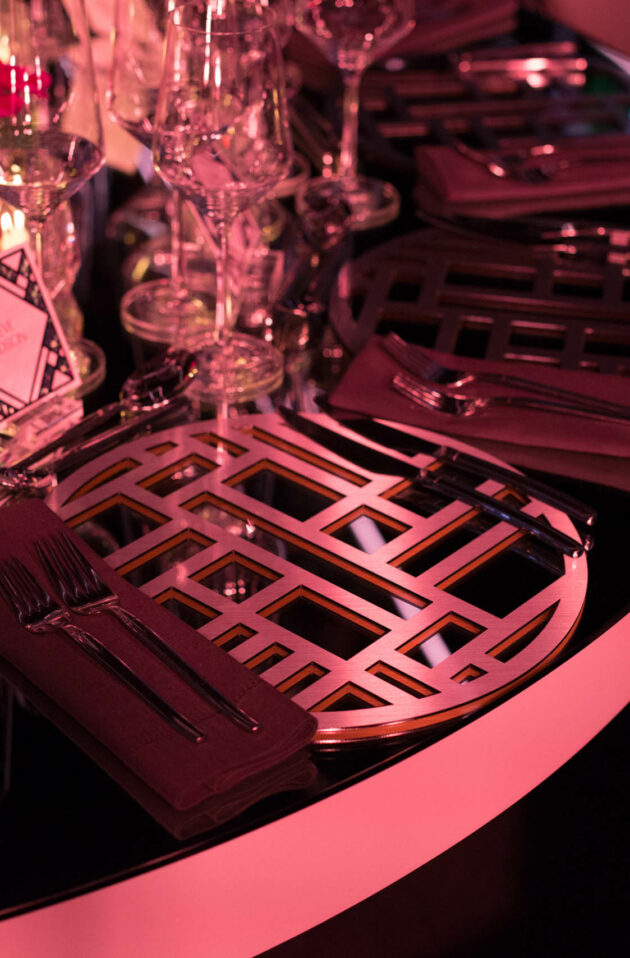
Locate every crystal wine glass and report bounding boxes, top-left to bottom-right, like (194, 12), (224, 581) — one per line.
(108, 0), (215, 346)
(0, 0), (104, 272)
(295, 0), (414, 230)
(0, 0), (106, 391)
(152, 0), (293, 403)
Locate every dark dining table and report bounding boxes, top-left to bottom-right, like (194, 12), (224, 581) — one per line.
(1, 5), (630, 956)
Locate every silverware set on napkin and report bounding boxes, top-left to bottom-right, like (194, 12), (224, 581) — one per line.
(385, 332), (630, 426)
(0, 534), (260, 741)
(431, 123), (630, 184)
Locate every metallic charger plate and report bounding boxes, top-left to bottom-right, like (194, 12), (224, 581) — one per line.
(48, 414), (587, 746)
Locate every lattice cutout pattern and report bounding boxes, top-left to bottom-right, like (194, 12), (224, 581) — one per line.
(331, 228), (630, 373)
(49, 415), (587, 746)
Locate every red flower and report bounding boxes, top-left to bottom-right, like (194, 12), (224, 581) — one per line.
(0, 61), (52, 116)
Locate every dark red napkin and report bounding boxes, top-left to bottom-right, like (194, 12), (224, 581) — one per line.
(0, 501), (317, 833)
(329, 335), (630, 489)
(415, 136), (630, 219)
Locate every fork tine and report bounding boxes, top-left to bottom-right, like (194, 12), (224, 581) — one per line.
(52, 533), (100, 601)
(0, 563), (20, 613)
(9, 556), (49, 613)
(60, 533), (105, 589)
(385, 334), (439, 381)
(36, 535), (81, 605)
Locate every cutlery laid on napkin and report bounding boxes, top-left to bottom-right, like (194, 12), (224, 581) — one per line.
(328, 335), (630, 490)
(0, 501), (317, 837)
(415, 135), (630, 219)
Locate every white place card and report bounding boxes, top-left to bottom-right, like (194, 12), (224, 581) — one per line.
(0, 243), (81, 430)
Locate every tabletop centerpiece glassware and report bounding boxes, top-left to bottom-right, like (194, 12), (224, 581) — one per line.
(295, 0), (415, 230)
(109, 0), (216, 347)
(152, 0), (293, 403)
(0, 0), (106, 386)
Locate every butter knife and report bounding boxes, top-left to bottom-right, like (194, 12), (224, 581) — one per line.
(278, 408), (591, 558)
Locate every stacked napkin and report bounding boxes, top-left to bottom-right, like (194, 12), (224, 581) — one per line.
(415, 135), (630, 219)
(329, 335), (630, 490)
(0, 501), (317, 839)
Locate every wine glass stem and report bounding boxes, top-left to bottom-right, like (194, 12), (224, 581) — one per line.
(338, 70), (362, 182)
(170, 190), (186, 291)
(215, 218), (231, 348)
(27, 221), (44, 276)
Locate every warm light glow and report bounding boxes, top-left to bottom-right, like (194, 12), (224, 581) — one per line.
(526, 73), (546, 89)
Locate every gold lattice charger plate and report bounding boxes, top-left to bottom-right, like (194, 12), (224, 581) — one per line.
(48, 414), (587, 746)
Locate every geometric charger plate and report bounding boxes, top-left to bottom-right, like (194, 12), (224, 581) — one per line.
(49, 414), (587, 747)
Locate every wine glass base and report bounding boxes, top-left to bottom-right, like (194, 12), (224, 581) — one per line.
(120, 278), (215, 346)
(296, 174), (401, 231)
(70, 339), (107, 398)
(191, 333), (284, 404)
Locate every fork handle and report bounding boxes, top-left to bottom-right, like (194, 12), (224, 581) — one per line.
(481, 391), (630, 424)
(60, 621), (205, 744)
(436, 447), (597, 528)
(110, 606), (261, 734)
(478, 372), (630, 420)
(416, 471), (592, 558)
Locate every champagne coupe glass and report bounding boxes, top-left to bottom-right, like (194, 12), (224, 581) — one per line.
(0, 0), (105, 380)
(109, 0), (215, 346)
(152, 0), (292, 403)
(295, 0), (414, 230)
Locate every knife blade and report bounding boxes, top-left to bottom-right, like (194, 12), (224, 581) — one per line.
(277, 407), (590, 558)
(313, 404), (596, 527)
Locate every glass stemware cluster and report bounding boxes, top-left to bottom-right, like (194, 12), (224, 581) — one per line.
(152, 0), (293, 402)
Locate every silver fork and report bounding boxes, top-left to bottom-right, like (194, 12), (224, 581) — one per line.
(0, 557), (205, 744)
(430, 123), (550, 184)
(393, 369), (630, 428)
(35, 533), (260, 734)
(384, 333), (630, 423)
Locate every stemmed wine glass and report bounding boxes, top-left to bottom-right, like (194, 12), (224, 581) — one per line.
(152, 0), (293, 403)
(0, 0), (104, 271)
(295, 0), (415, 230)
(108, 0), (215, 346)
(0, 0), (105, 385)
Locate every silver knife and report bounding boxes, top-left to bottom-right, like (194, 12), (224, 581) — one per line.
(278, 407), (592, 558)
(0, 397), (189, 493)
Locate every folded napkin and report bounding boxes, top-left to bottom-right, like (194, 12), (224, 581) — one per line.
(329, 336), (630, 489)
(0, 501), (317, 836)
(415, 137), (630, 219)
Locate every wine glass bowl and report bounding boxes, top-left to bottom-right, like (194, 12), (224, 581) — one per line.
(296, 0), (414, 72)
(295, 0), (414, 230)
(152, 0), (292, 403)
(0, 0), (104, 264)
(153, 7), (293, 223)
(109, 0), (216, 349)
(0, 0), (106, 396)
(107, 0), (166, 149)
